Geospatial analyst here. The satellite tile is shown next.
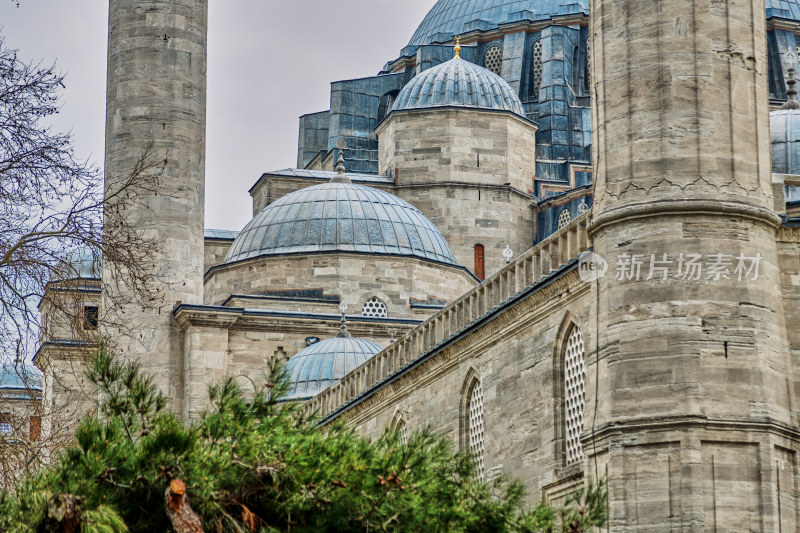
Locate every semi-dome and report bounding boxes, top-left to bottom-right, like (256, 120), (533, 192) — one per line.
(225, 182), (457, 265)
(282, 336), (383, 401)
(391, 56), (525, 116)
(407, 0), (588, 47)
(0, 362), (43, 394)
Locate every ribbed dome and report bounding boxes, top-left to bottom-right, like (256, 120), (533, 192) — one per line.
(391, 57), (525, 116)
(0, 363), (43, 394)
(408, 0), (588, 47)
(283, 337), (383, 401)
(771, 108), (800, 174)
(225, 182), (457, 265)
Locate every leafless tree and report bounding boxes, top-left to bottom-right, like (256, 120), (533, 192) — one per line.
(0, 35), (164, 487)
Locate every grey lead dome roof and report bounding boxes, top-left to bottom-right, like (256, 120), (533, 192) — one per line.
(225, 182), (457, 265)
(407, 0), (589, 47)
(391, 57), (525, 116)
(283, 337), (383, 401)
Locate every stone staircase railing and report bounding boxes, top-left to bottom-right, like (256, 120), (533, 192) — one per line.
(306, 212), (591, 420)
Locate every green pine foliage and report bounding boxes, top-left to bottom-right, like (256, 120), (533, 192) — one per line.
(0, 344), (607, 532)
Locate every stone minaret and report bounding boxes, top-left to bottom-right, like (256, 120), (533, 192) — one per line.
(103, 1), (207, 411)
(588, 0), (794, 530)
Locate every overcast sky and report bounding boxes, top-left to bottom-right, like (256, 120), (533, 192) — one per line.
(0, 0), (435, 231)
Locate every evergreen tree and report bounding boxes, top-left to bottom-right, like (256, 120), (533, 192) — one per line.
(0, 344), (606, 532)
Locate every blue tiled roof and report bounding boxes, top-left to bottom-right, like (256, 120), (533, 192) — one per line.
(283, 337), (383, 401)
(225, 182), (457, 265)
(767, 0), (800, 20)
(408, 0), (589, 47)
(265, 169), (394, 184)
(392, 57), (525, 116)
(204, 229), (240, 240)
(771, 108), (800, 174)
(0, 363), (42, 393)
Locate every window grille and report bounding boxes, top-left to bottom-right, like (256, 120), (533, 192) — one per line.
(0, 414), (11, 434)
(558, 208), (572, 229)
(585, 39), (591, 91)
(533, 40), (543, 99)
(565, 327), (586, 465)
(468, 380), (485, 478)
(397, 419), (408, 446)
(361, 297), (387, 318)
(484, 45), (503, 75)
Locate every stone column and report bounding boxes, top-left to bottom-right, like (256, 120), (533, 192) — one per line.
(588, 0), (794, 529)
(103, 0), (207, 412)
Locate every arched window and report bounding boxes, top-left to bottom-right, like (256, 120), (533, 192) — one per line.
(467, 379), (485, 478)
(483, 45), (503, 76)
(532, 39), (543, 100)
(558, 208), (572, 229)
(474, 244), (485, 280)
(564, 326), (586, 465)
(390, 413), (408, 446)
(362, 297), (387, 318)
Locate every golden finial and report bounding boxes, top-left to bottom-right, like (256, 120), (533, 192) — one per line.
(454, 36), (461, 59)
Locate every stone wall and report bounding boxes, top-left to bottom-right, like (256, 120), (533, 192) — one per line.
(174, 306), (420, 420)
(307, 214), (591, 501)
(204, 238), (234, 274)
(204, 253), (477, 318)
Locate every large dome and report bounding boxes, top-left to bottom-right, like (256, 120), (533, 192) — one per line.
(771, 108), (800, 175)
(391, 56), (525, 116)
(283, 336), (383, 401)
(407, 0), (589, 47)
(225, 182), (457, 265)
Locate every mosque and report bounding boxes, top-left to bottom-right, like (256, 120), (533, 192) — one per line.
(3, 0), (800, 528)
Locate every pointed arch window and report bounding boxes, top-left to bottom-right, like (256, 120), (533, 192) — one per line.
(467, 379), (485, 478)
(390, 413), (408, 446)
(564, 326), (586, 465)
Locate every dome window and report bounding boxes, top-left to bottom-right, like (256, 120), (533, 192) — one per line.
(483, 45), (503, 76)
(361, 297), (387, 318)
(532, 40), (543, 100)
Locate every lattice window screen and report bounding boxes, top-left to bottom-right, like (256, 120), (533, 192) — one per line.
(565, 327), (586, 465)
(468, 380), (485, 478)
(533, 40), (543, 99)
(362, 297), (387, 318)
(558, 208), (572, 229)
(585, 39), (591, 91)
(484, 45), (503, 75)
(398, 420), (408, 446)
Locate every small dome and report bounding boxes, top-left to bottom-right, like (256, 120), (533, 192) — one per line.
(282, 337), (383, 401)
(408, 0), (588, 48)
(56, 247), (102, 281)
(391, 57), (525, 116)
(0, 363), (43, 394)
(771, 108), (800, 175)
(225, 182), (457, 265)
